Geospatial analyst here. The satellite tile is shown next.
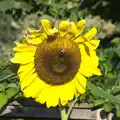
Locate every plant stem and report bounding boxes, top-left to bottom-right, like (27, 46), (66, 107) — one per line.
(60, 106), (68, 120)
(59, 95), (80, 120)
(0, 73), (15, 82)
(66, 97), (79, 118)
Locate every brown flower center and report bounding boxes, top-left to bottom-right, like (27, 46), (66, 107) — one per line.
(34, 36), (81, 85)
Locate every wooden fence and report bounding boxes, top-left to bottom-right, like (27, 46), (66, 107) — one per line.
(0, 99), (117, 120)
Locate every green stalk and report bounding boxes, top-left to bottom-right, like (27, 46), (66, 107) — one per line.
(60, 106), (68, 120)
(60, 95), (80, 120)
(0, 73), (15, 82)
(66, 97), (79, 118)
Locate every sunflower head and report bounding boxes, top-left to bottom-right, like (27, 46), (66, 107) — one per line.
(34, 35), (81, 85)
(11, 19), (101, 108)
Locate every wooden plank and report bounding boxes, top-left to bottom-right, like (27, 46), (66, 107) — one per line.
(0, 103), (96, 119)
(0, 100), (114, 120)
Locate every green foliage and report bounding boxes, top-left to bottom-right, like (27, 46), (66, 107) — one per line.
(0, 58), (19, 109)
(0, 0), (33, 12)
(0, 0), (87, 20)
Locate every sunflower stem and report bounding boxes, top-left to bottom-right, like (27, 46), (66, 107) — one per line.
(60, 94), (80, 120)
(66, 94), (80, 118)
(60, 106), (68, 120)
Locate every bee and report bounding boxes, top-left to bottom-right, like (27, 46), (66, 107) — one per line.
(61, 49), (65, 55)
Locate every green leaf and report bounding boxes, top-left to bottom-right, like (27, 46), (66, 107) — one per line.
(34, 0), (50, 5)
(116, 23), (120, 33)
(115, 95), (120, 100)
(104, 102), (113, 112)
(87, 81), (120, 105)
(0, 0), (33, 12)
(116, 46), (120, 57)
(80, 93), (87, 100)
(69, 11), (77, 21)
(6, 83), (17, 88)
(112, 87), (120, 94)
(0, 93), (7, 109)
(0, 73), (15, 82)
(14, 92), (24, 99)
(14, 2), (33, 11)
(94, 99), (105, 106)
(0, 84), (6, 92)
(102, 1), (109, 7)
(107, 73), (116, 79)
(111, 37), (120, 44)
(0, 88), (19, 109)
(67, 1), (73, 9)
(6, 87), (18, 99)
(117, 108), (120, 117)
(88, 81), (112, 99)
(75, 93), (80, 98)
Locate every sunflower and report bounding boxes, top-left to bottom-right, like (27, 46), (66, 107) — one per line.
(11, 19), (101, 108)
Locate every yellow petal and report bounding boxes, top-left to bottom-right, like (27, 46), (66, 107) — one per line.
(13, 45), (36, 52)
(59, 20), (77, 38)
(79, 67), (93, 77)
(14, 41), (26, 47)
(18, 62), (34, 77)
(76, 19), (86, 29)
(23, 77), (42, 98)
(11, 52), (35, 64)
(74, 36), (85, 43)
(41, 19), (53, 35)
(21, 72), (37, 90)
(76, 19), (86, 36)
(84, 40), (100, 50)
(59, 20), (70, 32)
(27, 28), (37, 33)
(76, 72), (87, 90)
(27, 38), (43, 45)
(79, 58), (97, 77)
(89, 51), (99, 67)
(46, 86), (59, 108)
(93, 68), (102, 76)
(19, 69), (36, 84)
(73, 77), (86, 94)
(49, 27), (58, 35)
(35, 80), (50, 104)
(68, 22), (77, 34)
(79, 44), (89, 60)
(79, 44), (99, 77)
(84, 27), (97, 40)
(23, 30), (47, 45)
(36, 86), (50, 104)
(59, 82), (75, 106)
(79, 44), (99, 65)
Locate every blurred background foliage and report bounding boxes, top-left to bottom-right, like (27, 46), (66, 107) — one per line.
(1, 0), (120, 119)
